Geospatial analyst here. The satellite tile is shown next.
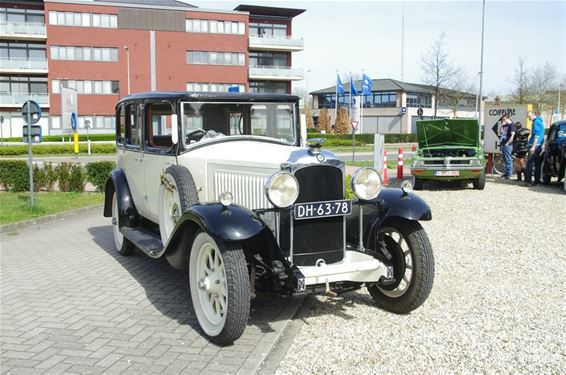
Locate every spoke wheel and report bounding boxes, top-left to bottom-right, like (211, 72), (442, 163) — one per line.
(111, 191), (134, 256)
(368, 218), (434, 314)
(189, 232), (249, 345)
(158, 166), (198, 246)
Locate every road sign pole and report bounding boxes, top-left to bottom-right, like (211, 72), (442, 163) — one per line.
(352, 128), (356, 163)
(0, 116), (4, 146)
(27, 111), (34, 208)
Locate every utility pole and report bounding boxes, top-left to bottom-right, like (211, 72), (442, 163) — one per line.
(477, 0), (486, 146)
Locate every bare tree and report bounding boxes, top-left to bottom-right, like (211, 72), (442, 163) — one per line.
(421, 32), (458, 117)
(529, 62), (558, 113)
(305, 109), (315, 129)
(318, 108), (331, 132)
(509, 56), (530, 104)
(335, 107), (350, 134)
(441, 69), (476, 116)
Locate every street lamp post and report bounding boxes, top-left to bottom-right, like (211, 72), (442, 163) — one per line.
(305, 69), (312, 111)
(124, 46), (131, 95)
(478, 0), (486, 146)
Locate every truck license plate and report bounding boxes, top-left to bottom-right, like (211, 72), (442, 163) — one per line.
(435, 170), (460, 177)
(294, 199), (352, 220)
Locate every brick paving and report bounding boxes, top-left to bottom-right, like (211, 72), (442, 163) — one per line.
(0, 209), (302, 374)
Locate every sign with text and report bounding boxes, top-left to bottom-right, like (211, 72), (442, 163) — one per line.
(483, 104), (529, 153)
(350, 95), (361, 129)
(61, 87), (77, 134)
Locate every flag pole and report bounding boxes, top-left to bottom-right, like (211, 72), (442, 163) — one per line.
(350, 71), (355, 163)
(361, 69), (364, 133)
(335, 70), (339, 130)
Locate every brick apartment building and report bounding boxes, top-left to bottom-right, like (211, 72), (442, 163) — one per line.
(0, 0), (305, 137)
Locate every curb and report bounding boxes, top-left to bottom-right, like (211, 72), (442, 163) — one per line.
(0, 204), (104, 234)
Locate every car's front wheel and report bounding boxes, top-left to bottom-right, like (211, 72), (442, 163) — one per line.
(368, 218), (434, 313)
(111, 191), (135, 256)
(189, 232), (250, 345)
(412, 174), (424, 190)
(473, 171), (486, 190)
(158, 166), (199, 246)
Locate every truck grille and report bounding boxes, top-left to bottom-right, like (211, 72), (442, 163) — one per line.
(280, 165), (345, 266)
(213, 170), (272, 210)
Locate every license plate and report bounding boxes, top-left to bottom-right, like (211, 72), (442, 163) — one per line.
(294, 199), (352, 220)
(435, 170), (460, 177)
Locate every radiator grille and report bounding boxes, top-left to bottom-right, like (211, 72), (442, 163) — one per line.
(214, 170), (272, 210)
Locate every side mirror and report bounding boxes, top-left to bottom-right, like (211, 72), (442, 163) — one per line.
(171, 114), (178, 144)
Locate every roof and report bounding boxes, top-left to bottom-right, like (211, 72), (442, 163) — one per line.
(118, 91), (299, 105)
(93, 0), (195, 7)
(311, 78), (437, 95)
(234, 4), (305, 18)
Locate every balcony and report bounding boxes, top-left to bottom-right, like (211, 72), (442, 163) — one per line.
(249, 35), (304, 52)
(0, 58), (48, 74)
(0, 22), (47, 41)
(0, 93), (49, 108)
(249, 65), (304, 81)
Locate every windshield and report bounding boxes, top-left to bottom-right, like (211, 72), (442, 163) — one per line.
(181, 102), (295, 146)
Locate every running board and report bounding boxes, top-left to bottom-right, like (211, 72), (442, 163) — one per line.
(121, 227), (164, 258)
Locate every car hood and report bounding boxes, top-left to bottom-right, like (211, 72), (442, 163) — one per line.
(417, 119), (480, 148)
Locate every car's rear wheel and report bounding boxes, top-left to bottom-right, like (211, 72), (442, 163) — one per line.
(368, 218), (434, 313)
(111, 191), (135, 256)
(158, 165), (199, 246)
(189, 232), (250, 345)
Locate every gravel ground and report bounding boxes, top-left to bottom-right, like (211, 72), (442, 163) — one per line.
(275, 177), (566, 374)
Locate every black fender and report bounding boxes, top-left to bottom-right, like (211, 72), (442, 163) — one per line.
(103, 168), (140, 228)
(346, 187), (432, 251)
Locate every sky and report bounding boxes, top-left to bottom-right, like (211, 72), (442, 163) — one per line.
(189, 0), (565, 96)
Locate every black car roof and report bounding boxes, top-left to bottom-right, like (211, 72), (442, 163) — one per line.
(118, 91), (300, 105)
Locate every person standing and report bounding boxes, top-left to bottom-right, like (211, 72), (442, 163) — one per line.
(499, 114), (515, 179)
(524, 111), (545, 185)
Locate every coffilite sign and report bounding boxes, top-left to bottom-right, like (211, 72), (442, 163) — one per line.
(483, 104), (530, 154)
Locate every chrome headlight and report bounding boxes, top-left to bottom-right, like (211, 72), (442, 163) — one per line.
(413, 159), (425, 167)
(351, 167), (382, 201)
(265, 172), (299, 208)
(470, 158), (482, 166)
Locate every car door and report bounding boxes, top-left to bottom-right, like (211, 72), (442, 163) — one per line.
(142, 101), (177, 222)
(120, 101), (150, 217)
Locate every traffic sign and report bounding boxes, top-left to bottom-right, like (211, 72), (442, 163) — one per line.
(417, 106), (424, 118)
(21, 100), (41, 124)
(71, 112), (77, 131)
(351, 120), (359, 130)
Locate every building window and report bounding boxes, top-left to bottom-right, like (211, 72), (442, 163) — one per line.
(0, 7), (44, 24)
(406, 92), (432, 108)
(48, 11), (117, 28)
(0, 75), (47, 95)
(186, 51), (245, 66)
(51, 79), (119, 95)
(249, 52), (288, 67)
(249, 81), (287, 94)
(50, 46), (118, 62)
(186, 19), (245, 35)
(0, 41), (46, 59)
(249, 22), (287, 37)
(187, 82), (245, 93)
(365, 92), (397, 108)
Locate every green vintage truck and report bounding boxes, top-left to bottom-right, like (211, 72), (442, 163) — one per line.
(411, 118), (486, 190)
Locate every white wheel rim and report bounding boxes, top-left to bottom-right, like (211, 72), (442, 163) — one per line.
(378, 228), (413, 298)
(111, 194), (124, 250)
(190, 233), (228, 336)
(160, 174), (181, 244)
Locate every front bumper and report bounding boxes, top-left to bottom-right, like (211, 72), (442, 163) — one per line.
(412, 158), (484, 181)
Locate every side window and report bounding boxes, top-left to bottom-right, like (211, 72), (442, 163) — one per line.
(116, 104), (125, 145)
(145, 102), (174, 151)
(125, 103), (141, 148)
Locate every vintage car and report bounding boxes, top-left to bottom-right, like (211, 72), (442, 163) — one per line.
(541, 120), (566, 187)
(411, 118), (486, 190)
(103, 92), (435, 344)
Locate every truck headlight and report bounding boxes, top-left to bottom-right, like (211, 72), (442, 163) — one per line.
(413, 159), (425, 167)
(265, 172), (299, 208)
(351, 167), (382, 201)
(470, 158), (482, 166)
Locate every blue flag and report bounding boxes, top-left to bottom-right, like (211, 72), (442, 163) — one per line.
(336, 74), (345, 95)
(362, 74), (372, 95)
(350, 78), (358, 96)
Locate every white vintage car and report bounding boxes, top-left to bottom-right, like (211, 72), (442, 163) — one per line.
(104, 92), (435, 344)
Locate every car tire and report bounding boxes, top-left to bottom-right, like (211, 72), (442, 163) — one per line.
(189, 231), (250, 345)
(473, 171), (486, 190)
(111, 191), (135, 256)
(368, 218), (434, 314)
(412, 175), (424, 190)
(158, 165), (199, 246)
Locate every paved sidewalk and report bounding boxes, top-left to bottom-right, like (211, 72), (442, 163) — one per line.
(0, 211), (302, 374)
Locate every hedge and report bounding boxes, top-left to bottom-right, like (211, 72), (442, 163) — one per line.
(306, 131), (417, 144)
(0, 160), (29, 192)
(3, 133), (115, 143)
(85, 161), (116, 192)
(0, 143), (116, 156)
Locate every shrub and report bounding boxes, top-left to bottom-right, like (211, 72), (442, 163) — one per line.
(33, 163), (46, 192)
(57, 162), (71, 192)
(68, 164), (86, 192)
(0, 160), (28, 191)
(0, 143), (116, 156)
(86, 161), (116, 192)
(43, 162), (58, 192)
(344, 175), (353, 200)
(5, 133), (115, 142)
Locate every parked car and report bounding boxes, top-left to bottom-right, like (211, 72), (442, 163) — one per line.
(541, 120), (566, 186)
(411, 118), (486, 190)
(104, 92), (435, 344)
